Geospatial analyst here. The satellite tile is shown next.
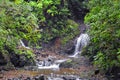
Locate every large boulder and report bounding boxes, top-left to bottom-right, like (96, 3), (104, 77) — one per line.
(60, 57), (90, 68)
(10, 54), (35, 67)
(0, 53), (7, 66)
(59, 39), (75, 55)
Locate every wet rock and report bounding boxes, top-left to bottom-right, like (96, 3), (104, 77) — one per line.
(25, 77), (31, 80)
(33, 75), (45, 80)
(33, 49), (42, 55)
(0, 53), (7, 65)
(34, 76), (40, 80)
(32, 75), (45, 80)
(94, 69), (99, 75)
(40, 56), (55, 66)
(39, 75), (45, 80)
(62, 76), (76, 80)
(65, 45), (75, 55)
(59, 59), (74, 68)
(10, 54), (35, 67)
(58, 39), (75, 55)
(60, 56), (90, 69)
(62, 76), (67, 80)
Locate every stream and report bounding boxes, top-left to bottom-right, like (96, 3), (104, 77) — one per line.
(0, 33), (106, 80)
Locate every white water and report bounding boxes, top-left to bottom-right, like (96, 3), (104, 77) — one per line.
(69, 33), (90, 58)
(36, 33), (90, 70)
(37, 59), (68, 70)
(55, 59), (69, 64)
(38, 64), (60, 70)
(20, 40), (30, 49)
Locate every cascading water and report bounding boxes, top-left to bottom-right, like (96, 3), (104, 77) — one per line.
(20, 40), (30, 49)
(36, 56), (68, 70)
(36, 59), (68, 70)
(36, 33), (90, 70)
(20, 40), (68, 70)
(69, 33), (90, 58)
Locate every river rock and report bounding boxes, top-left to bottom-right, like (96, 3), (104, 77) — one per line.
(41, 56), (55, 66)
(33, 75), (45, 80)
(25, 77), (31, 80)
(62, 76), (78, 80)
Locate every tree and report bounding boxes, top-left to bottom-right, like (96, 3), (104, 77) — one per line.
(0, 0), (40, 59)
(84, 0), (120, 71)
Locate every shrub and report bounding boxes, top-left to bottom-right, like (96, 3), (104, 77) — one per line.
(0, 0), (40, 58)
(27, 0), (79, 43)
(84, 0), (120, 71)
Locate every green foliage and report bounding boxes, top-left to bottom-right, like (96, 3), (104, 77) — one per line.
(26, 0), (78, 43)
(84, 0), (120, 70)
(61, 19), (79, 44)
(39, 0), (71, 42)
(0, 0), (40, 58)
(0, 0), (80, 63)
(67, 0), (89, 19)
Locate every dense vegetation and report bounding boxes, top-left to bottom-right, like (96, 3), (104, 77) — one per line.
(0, 0), (79, 66)
(84, 0), (120, 72)
(1, 0), (120, 77)
(0, 0), (40, 58)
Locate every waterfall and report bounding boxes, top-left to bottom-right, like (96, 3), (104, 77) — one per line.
(69, 33), (90, 58)
(20, 40), (30, 49)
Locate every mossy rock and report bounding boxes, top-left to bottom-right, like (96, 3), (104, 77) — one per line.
(10, 53), (35, 67)
(59, 59), (77, 68)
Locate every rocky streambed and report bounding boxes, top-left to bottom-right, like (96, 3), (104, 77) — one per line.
(1, 69), (81, 80)
(0, 50), (106, 80)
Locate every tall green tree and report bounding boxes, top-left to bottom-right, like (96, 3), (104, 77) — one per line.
(85, 0), (120, 71)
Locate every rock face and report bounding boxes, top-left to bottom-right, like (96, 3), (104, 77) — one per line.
(58, 39), (75, 55)
(60, 56), (90, 68)
(43, 56), (55, 66)
(10, 54), (35, 67)
(64, 45), (75, 55)
(0, 53), (7, 65)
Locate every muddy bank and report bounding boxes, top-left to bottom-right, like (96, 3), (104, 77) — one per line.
(0, 68), (80, 80)
(0, 68), (106, 80)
